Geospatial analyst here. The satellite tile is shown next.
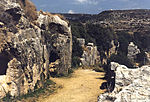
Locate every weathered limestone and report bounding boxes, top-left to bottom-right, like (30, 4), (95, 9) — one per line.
(37, 12), (72, 74)
(77, 38), (100, 66)
(80, 42), (100, 66)
(0, 0), (72, 98)
(109, 40), (118, 57)
(77, 38), (85, 46)
(145, 52), (150, 64)
(127, 42), (140, 62)
(98, 62), (150, 102)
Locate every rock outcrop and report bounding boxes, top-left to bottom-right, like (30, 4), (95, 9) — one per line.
(145, 52), (150, 64)
(98, 62), (150, 102)
(77, 38), (100, 66)
(77, 38), (85, 47)
(0, 0), (72, 98)
(127, 42), (150, 66)
(127, 42), (140, 63)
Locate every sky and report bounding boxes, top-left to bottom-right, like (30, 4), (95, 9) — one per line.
(31, 0), (150, 14)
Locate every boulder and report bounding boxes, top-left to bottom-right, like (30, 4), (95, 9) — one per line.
(98, 62), (150, 102)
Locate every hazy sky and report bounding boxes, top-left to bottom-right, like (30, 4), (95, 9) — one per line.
(31, 0), (150, 14)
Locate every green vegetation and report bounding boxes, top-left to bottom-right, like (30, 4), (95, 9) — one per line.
(70, 21), (96, 44)
(108, 53), (133, 68)
(133, 31), (150, 50)
(50, 69), (74, 78)
(72, 56), (81, 68)
(86, 24), (115, 51)
(71, 37), (83, 68)
(70, 21), (137, 67)
(69, 14), (150, 68)
(92, 65), (105, 72)
(2, 92), (12, 102)
(26, 79), (55, 96)
(117, 31), (132, 55)
(71, 21), (116, 66)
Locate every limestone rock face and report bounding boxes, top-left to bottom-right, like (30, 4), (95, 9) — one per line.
(109, 40), (118, 57)
(127, 42), (140, 62)
(78, 41), (100, 66)
(37, 12), (72, 74)
(98, 62), (150, 102)
(0, 0), (72, 98)
(77, 38), (85, 47)
(145, 52), (150, 64)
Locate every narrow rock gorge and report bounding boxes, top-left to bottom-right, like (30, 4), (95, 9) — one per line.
(63, 10), (150, 67)
(63, 10), (150, 102)
(1, 0), (150, 102)
(0, 0), (72, 98)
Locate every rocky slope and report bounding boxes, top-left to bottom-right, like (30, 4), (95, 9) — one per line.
(0, 0), (72, 98)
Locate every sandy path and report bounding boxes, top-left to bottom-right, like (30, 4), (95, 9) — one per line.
(41, 69), (106, 102)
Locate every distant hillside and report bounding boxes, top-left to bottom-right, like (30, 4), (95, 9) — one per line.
(61, 13), (94, 22)
(62, 9), (150, 67)
(94, 9), (150, 33)
(63, 9), (150, 32)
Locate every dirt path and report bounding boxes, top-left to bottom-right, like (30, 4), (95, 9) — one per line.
(40, 69), (106, 102)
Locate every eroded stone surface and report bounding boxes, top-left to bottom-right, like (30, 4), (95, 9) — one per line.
(78, 41), (100, 66)
(98, 62), (150, 102)
(0, 0), (72, 98)
(127, 42), (140, 62)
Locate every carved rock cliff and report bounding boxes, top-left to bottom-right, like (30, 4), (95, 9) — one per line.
(0, 0), (72, 98)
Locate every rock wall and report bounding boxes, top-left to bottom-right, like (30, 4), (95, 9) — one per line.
(145, 52), (150, 64)
(77, 38), (85, 47)
(98, 62), (150, 102)
(0, 0), (72, 98)
(77, 40), (100, 66)
(77, 38), (117, 66)
(127, 42), (150, 66)
(127, 42), (140, 63)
